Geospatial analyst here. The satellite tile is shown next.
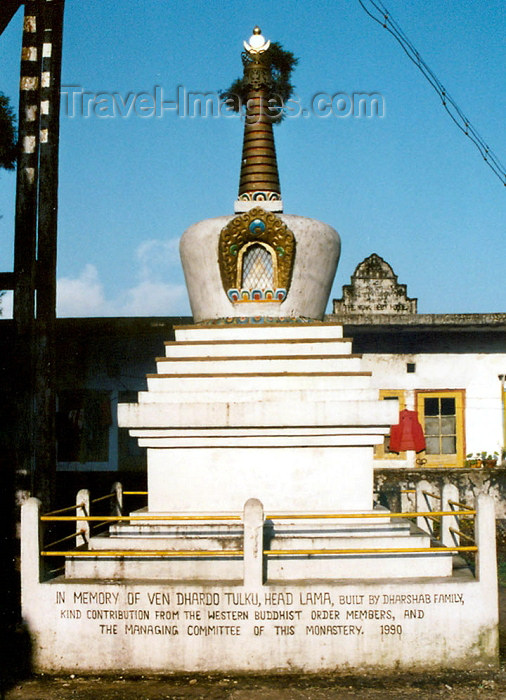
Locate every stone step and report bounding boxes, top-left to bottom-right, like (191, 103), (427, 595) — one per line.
(164, 337), (353, 358)
(138, 372), (374, 393)
(154, 355), (363, 375)
(88, 531), (431, 551)
(133, 388), (382, 404)
(65, 542), (453, 581)
(108, 517), (413, 538)
(164, 345), (355, 357)
(89, 534), (244, 550)
(174, 323), (344, 342)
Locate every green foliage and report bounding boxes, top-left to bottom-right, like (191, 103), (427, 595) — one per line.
(219, 42), (298, 123)
(0, 93), (17, 170)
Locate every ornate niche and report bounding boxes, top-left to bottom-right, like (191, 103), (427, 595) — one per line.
(218, 207), (295, 303)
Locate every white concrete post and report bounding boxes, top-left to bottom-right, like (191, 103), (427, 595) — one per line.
(76, 488), (90, 547)
(400, 485), (416, 515)
(243, 498), (264, 588)
(21, 497), (42, 591)
(415, 479), (435, 534)
(475, 495), (500, 663)
(111, 481), (123, 517)
(475, 495), (498, 585)
(441, 483), (460, 547)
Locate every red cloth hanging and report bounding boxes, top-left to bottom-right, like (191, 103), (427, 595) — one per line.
(389, 409), (426, 452)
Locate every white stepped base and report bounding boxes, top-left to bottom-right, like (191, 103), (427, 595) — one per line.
(64, 514), (454, 582)
(118, 322), (398, 515)
(173, 323), (344, 342)
(64, 547), (453, 581)
(164, 337), (353, 358)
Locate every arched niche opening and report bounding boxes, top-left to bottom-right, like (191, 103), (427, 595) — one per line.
(237, 241), (278, 290)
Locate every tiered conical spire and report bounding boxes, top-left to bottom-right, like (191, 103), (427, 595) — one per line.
(237, 28), (281, 205)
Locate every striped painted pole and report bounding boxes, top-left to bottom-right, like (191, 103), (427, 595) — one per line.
(14, 0), (42, 324)
(35, 0), (65, 508)
(13, 0), (43, 501)
(12, 0), (65, 509)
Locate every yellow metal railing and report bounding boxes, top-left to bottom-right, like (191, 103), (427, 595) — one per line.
(446, 498), (475, 550)
(449, 527), (474, 543)
(448, 499), (473, 511)
(44, 502), (86, 516)
(422, 490), (440, 500)
(418, 489), (442, 538)
(40, 509), (475, 523)
(41, 544), (478, 558)
(90, 492), (116, 505)
(39, 494), (478, 559)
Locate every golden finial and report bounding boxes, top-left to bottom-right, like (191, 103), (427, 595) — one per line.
(243, 26), (271, 54)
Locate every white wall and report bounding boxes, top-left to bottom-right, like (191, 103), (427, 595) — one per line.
(361, 353), (506, 468)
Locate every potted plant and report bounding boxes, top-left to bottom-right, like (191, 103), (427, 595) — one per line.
(465, 451), (499, 468)
(464, 453), (482, 468)
(481, 451), (499, 468)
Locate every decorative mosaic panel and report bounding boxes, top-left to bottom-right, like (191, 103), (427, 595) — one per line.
(218, 207), (295, 300)
(200, 316), (313, 325)
(238, 191), (282, 201)
(227, 288), (287, 302)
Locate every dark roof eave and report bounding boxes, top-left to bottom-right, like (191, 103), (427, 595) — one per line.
(325, 312), (506, 331)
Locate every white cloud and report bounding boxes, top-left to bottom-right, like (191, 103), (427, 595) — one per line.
(116, 279), (188, 316)
(136, 239), (181, 282)
(57, 264), (109, 317)
(1, 238), (192, 319)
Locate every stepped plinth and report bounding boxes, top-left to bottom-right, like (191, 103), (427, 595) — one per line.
(119, 322), (393, 515)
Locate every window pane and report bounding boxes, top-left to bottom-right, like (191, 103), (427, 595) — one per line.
(425, 436), (440, 454)
(424, 398), (439, 416)
(440, 416), (456, 435)
(242, 245), (274, 289)
(441, 436), (457, 454)
(440, 398), (455, 416)
(424, 417), (440, 435)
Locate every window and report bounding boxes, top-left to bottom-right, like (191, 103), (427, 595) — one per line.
(416, 390), (465, 467)
(239, 242), (276, 289)
(374, 390), (406, 460)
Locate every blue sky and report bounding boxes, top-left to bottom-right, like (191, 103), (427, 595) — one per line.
(0, 0), (505, 317)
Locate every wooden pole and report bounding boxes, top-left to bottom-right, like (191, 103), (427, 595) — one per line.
(13, 0), (43, 503)
(34, 0), (65, 509)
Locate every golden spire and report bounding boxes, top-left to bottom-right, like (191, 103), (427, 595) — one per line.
(237, 27), (281, 206)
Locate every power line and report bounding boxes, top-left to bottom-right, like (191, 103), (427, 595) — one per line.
(358, 0), (506, 186)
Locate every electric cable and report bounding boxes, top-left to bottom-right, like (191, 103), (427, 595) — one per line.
(358, 0), (506, 185)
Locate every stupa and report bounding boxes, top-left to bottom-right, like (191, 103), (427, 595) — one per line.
(20, 28), (498, 674)
(117, 26), (398, 526)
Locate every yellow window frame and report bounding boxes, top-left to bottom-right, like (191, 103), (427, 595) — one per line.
(416, 390), (465, 467)
(502, 384), (506, 460)
(374, 390), (406, 460)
